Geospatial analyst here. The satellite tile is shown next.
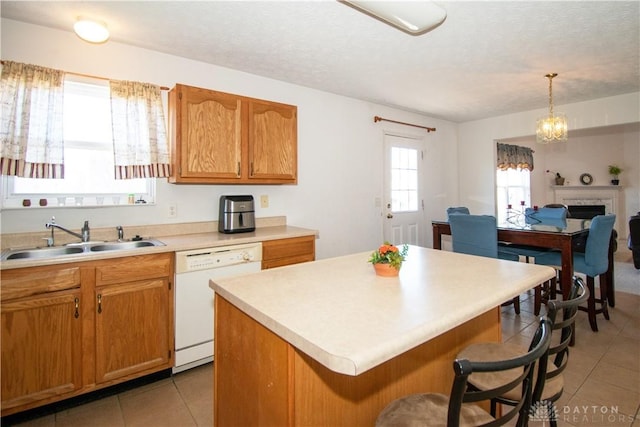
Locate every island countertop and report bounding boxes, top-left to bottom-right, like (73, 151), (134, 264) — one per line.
(210, 245), (555, 376)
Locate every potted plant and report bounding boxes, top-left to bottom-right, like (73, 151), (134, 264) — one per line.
(369, 242), (409, 276)
(608, 165), (622, 185)
(546, 170), (565, 185)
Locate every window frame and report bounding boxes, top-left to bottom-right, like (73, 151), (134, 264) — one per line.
(1, 75), (156, 210)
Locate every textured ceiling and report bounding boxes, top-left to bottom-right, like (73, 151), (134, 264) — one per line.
(2, 1), (639, 123)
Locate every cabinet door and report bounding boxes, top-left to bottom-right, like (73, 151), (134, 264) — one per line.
(95, 278), (172, 384)
(1, 290), (82, 412)
(172, 84), (242, 181)
(262, 236), (315, 269)
(248, 99), (297, 183)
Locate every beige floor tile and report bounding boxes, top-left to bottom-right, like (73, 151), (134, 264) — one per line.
(54, 396), (124, 427)
(590, 361), (640, 394)
(12, 414), (56, 427)
(572, 377), (640, 420)
(564, 392), (638, 427)
(602, 336), (640, 372)
(119, 380), (196, 427)
(174, 364), (214, 427)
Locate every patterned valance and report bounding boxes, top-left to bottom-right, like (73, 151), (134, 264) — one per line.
(496, 143), (534, 171)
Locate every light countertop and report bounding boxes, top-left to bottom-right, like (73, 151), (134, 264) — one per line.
(210, 245), (556, 376)
(0, 224), (317, 270)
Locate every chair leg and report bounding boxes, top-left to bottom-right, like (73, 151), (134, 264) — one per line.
(513, 296), (520, 315)
(599, 274), (610, 320)
(585, 276), (598, 332)
(534, 284), (542, 316)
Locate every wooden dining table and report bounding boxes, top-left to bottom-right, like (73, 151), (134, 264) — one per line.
(432, 217), (614, 302)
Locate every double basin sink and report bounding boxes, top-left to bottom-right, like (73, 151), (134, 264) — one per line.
(1, 239), (165, 261)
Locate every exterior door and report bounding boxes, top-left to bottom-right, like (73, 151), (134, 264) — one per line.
(383, 133), (425, 246)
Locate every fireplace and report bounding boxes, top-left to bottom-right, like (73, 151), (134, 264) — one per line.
(568, 205), (606, 219)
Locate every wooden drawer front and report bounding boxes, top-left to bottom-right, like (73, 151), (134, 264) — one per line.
(1, 266), (81, 301)
(262, 236), (315, 269)
(95, 253), (172, 286)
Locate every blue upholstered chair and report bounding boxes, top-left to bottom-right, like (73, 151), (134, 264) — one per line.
(449, 214), (522, 313)
(446, 206), (470, 220)
(534, 214), (616, 331)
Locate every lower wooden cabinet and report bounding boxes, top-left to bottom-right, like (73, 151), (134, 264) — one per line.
(1, 288), (83, 412)
(0, 253), (174, 416)
(262, 235), (315, 269)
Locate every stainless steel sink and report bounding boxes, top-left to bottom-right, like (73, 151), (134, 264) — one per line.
(89, 239), (165, 252)
(3, 246), (85, 260)
(1, 239), (165, 261)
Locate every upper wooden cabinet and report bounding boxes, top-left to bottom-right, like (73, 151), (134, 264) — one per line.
(169, 84), (297, 184)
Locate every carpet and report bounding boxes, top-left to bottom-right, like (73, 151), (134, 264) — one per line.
(614, 260), (640, 296)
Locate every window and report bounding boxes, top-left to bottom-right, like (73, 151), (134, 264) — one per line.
(390, 147), (418, 212)
(1, 76), (155, 208)
(496, 168), (531, 223)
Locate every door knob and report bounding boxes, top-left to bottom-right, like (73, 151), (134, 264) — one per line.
(387, 213), (394, 219)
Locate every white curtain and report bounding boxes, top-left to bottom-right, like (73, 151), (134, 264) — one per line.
(0, 61), (65, 178)
(109, 80), (170, 179)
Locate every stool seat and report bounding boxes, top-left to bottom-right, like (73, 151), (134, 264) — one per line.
(375, 393), (494, 427)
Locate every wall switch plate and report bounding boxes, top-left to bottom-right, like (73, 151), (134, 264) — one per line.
(168, 204), (177, 218)
(260, 195), (269, 208)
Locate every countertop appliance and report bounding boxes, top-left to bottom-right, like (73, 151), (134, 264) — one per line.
(174, 242), (262, 373)
(218, 195), (256, 233)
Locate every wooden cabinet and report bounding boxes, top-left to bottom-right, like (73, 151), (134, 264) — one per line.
(94, 254), (173, 385)
(169, 84), (297, 184)
(262, 236), (315, 269)
(0, 253), (174, 416)
(1, 266), (83, 413)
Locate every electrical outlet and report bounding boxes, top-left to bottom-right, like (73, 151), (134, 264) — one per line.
(260, 195), (269, 208)
(168, 204), (177, 218)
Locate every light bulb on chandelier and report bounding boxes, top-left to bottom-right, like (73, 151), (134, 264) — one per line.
(536, 73), (568, 144)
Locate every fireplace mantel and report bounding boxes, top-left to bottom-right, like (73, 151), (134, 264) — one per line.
(553, 185), (623, 231)
(551, 185), (623, 191)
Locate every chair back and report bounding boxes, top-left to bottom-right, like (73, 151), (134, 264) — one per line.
(447, 206), (470, 219)
(449, 214), (497, 258)
(583, 214), (616, 275)
(448, 317), (552, 427)
(525, 207), (567, 220)
(532, 277), (589, 403)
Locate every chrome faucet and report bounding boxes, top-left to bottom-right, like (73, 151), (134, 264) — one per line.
(45, 216), (90, 246)
(116, 226), (124, 241)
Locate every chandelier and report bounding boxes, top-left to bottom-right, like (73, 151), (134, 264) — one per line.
(536, 73), (568, 144)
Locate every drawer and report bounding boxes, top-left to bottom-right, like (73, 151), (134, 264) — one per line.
(1, 265), (81, 301)
(95, 253), (173, 286)
(262, 236), (315, 269)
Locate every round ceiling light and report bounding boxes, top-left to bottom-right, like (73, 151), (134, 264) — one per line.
(73, 18), (110, 44)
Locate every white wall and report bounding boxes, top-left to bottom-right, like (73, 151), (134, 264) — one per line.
(0, 19), (459, 258)
(458, 93), (640, 239)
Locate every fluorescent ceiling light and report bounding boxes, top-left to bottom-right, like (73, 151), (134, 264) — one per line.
(342, 1), (447, 35)
(73, 18), (110, 44)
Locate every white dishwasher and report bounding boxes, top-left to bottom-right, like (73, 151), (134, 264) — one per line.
(174, 242), (262, 373)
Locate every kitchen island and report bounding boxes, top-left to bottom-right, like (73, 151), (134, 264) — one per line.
(210, 245), (555, 426)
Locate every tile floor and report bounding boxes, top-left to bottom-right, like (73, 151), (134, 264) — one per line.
(6, 268), (640, 427)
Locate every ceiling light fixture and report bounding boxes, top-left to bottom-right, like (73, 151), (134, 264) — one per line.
(73, 18), (110, 44)
(341, 1), (447, 35)
(536, 73), (568, 144)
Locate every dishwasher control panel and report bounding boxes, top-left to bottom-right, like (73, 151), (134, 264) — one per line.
(175, 242), (262, 273)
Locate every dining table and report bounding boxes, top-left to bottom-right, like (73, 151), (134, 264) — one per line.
(432, 215), (615, 304)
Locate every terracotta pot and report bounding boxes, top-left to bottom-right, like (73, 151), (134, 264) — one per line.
(373, 263), (400, 277)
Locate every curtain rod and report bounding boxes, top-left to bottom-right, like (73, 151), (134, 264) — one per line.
(374, 116), (436, 132)
(0, 60), (169, 91)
